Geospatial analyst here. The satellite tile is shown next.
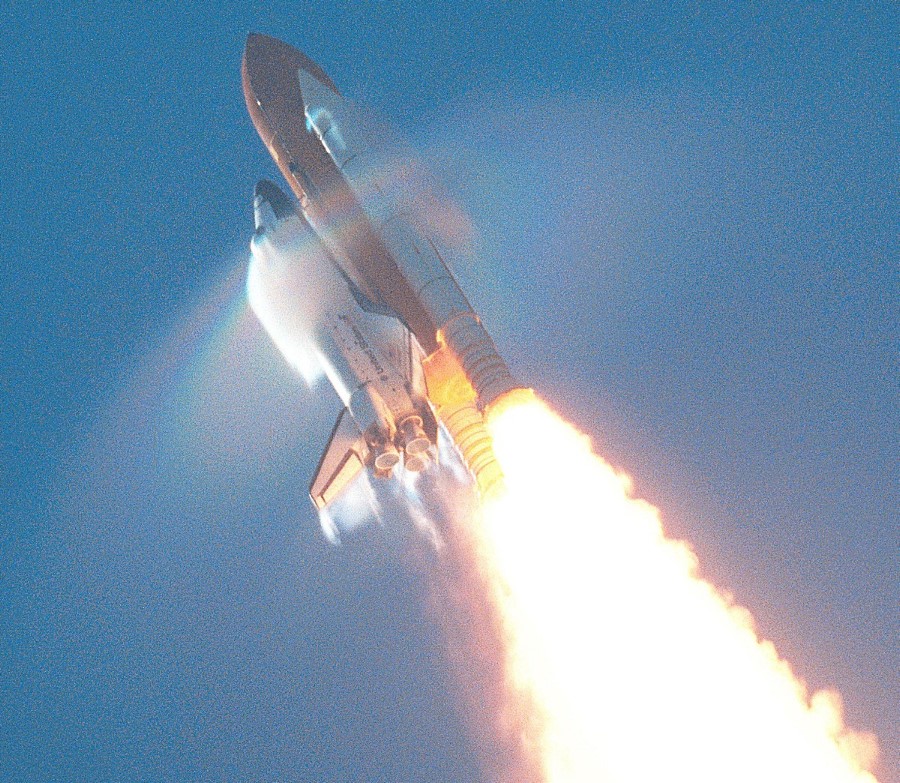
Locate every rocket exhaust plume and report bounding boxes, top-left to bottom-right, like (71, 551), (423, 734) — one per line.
(435, 389), (881, 783)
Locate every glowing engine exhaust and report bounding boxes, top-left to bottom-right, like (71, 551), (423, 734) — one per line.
(438, 390), (881, 783)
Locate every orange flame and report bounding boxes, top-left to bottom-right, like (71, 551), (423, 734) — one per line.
(460, 391), (880, 782)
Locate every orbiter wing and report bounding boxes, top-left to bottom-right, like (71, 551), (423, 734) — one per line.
(309, 409), (369, 510)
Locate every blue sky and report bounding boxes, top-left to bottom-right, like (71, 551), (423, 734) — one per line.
(1, 3), (896, 781)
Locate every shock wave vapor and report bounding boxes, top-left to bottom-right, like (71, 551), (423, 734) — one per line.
(242, 34), (526, 523)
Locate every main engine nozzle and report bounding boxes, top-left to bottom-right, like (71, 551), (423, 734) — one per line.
(398, 416), (432, 472)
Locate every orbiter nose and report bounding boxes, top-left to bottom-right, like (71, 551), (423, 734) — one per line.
(253, 179), (296, 233)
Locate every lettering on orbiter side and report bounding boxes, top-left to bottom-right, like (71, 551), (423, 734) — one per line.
(338, 314), (390, 384)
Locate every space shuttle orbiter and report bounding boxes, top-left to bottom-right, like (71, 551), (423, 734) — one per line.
(243, 34), (526, 518)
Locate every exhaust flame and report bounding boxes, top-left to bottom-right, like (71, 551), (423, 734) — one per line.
(457, 391), (879, 782)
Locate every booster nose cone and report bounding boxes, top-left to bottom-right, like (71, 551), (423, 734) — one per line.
(253, 179), (296, 232)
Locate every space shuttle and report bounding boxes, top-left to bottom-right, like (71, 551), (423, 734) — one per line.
(243, 34), (526, 515)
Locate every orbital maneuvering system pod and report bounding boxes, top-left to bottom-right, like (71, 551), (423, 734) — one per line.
(243, 33), (526, 515)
